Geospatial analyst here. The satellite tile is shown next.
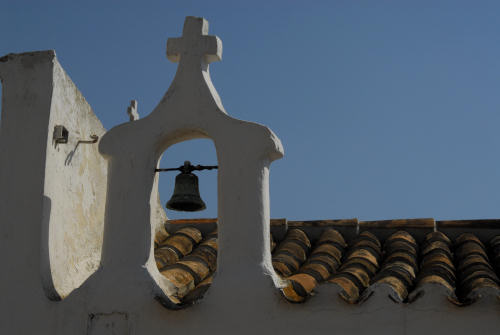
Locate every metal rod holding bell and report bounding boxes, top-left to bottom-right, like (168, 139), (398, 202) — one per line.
(155, 161), (218, 212)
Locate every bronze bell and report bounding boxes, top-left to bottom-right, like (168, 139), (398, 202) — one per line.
(166, 169), (206, 212)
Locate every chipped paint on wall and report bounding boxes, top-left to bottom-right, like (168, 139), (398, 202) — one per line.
(43, 59), (107, 299)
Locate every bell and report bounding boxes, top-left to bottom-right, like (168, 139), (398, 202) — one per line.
(166, 171), (206, 211)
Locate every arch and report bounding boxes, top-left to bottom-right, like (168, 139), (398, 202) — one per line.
(91, 17), (284, 310)
(151, 139), (219, 307)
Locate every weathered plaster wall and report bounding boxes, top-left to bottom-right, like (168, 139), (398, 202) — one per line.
(57, 272), (500, 335)
(0, 51), (108, 333)
(41, 59), (107, 299)
(150, 155), (168, 234)
(0, 50), (58, 333)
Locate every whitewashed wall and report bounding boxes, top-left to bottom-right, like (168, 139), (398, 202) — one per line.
(41, 58), (107, 300)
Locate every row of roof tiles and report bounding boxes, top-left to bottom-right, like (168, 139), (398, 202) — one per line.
(154, 226), (216, 306)
(276, 228), (500, 305)
(154, 219), (500, 307)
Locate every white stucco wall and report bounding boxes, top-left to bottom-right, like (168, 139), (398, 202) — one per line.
(41, 59), (108, 299)
(0, 50), (109, 331)
(0, 51), (61, 332)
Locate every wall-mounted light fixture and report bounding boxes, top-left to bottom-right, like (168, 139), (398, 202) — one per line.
(53, 125), (69, 144)
(155, 161), (218, 212)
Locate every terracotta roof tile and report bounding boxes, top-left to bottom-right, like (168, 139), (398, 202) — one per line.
(158, 228), (217, 306)
(363, 231), (418, 302)
(410, 231), (458, 303)
(282, 228), (346, 302)
(329, 231), (382, 303)
(155, 227), (203, 269)
(455, 233), (500, 303)
(155, 218), (500, 308)
(272, 229), (311, 277)
(182, 275), (213, 305)
(154, 223), (170, 248)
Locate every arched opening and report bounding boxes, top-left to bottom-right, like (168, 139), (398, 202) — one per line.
(152, 139), (218, 307)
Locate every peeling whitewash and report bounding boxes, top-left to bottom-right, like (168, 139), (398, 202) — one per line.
(42, 59), (108, 299)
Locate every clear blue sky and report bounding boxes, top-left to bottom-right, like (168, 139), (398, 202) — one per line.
(2, 1), (500, 221)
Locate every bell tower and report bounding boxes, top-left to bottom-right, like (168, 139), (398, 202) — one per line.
(95, 16), (285, 308)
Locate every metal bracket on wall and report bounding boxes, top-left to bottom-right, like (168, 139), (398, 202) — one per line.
(53, 125), (99, 145)
(64, 134), (99, 166)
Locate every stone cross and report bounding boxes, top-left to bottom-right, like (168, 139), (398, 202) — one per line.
(166, 16), (222, 64)
(127, 99), (139, 121)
